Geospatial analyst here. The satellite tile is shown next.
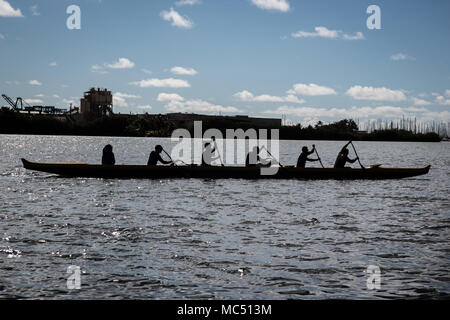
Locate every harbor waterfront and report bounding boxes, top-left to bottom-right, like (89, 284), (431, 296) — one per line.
(0, 134), (449, 299)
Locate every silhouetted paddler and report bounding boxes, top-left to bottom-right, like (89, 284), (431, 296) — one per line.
(102, 144), (115, 165)
(147, 145), (173, 166)
(334, 141), (359, 168)
(297, 145), (320, 168)
(202, 142), (220, 166)
(246, 146), (271, 167)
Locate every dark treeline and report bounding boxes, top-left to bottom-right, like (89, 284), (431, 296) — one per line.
(280, 119), (441, 142)
(0, 108), (174, 137)
(0, 108), (441, 142)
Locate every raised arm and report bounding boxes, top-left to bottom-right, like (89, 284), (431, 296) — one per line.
(158, 154), (172, 165)
(339, 141), (352, 153)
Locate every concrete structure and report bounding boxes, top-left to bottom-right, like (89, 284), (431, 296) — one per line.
(165, 113), (281, 129)
(80, 88), (113, 119)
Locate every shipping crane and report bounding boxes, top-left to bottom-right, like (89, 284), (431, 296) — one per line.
(2, 93), (67, 114)
(2, 94), (31, 111)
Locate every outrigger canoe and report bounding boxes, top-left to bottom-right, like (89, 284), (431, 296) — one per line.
(21, 158), (430, 180)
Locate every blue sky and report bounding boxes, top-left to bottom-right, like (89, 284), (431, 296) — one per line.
(1, 0), (449, 125)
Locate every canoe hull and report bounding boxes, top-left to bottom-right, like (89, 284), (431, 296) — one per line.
(21, 159), (431, 180)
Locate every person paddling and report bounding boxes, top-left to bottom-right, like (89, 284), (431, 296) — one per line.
(147, 145), (173, 166)
(297, 145), (320, 168)
(102, 144), (115, 165)
(334, 141), (359, 168)
(202, 142), (221, 166)
(245, 146), (271, 167)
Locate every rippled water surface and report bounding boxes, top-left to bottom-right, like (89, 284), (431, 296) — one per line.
(0, 135), (449, 299)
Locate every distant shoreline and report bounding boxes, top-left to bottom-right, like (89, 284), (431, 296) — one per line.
(0, 132), (442, 143)
(0, 109), (442, 142)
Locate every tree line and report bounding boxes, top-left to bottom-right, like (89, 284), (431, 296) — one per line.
(0, 108), (440, 142)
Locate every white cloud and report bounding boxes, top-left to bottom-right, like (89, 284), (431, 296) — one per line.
(35, 94), (45, 97)
(166, 99), (242, 113)
(0, 33), (4, 39)
(91, 64), (108, 74)
(91, 64), (102, 71)
(29, 80), (42, 86)
(390, 53), (415, 61)
(292, 26), (364, 40)
(25, 99), (43, 104)
(114, 93), (141, 99)
(130, 78), (191, 88)
(0, 0), (23, 17)
(175, 0), (201, 6)
(159, 93), (242, 113)
(289, 83), (337, 96)
(346, 85), (407, 101)
(342, 32), (365, 41)
(62, 98), (76, 105)
(30, 5), (39, 16)
(233, 90), (305, 104)
(436, 95), (450, 106)
(136, 105), (153, 110)
(263, 105), (429, 120)
(283, 94), (305, 104)
(113, 97), (127, 107)
(251, 0), (290, 12)
(445, 89), (450, 97)
(419, 110), (450, 122)
(113, 92), (141, 107)
(233, 90), (253, 101)
(49, 61), (57, 67)
(170, 66), (198, 76)
(292, 26), (338, 39)
(142, 69), (153, 75)
(157, 93), (185, 102)
(106, 57), (135, 69)
(160, 7), (193, 29)
(411, 97), (431, 106)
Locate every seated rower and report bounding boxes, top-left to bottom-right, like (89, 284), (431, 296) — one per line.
(147, 145), (173, 166)
(334, 141), (359, 168)
(297, 145), (320, 168)
(102, 144), (115, 165)
(202, 142), (220, 166)
(245, 146), (271, 167)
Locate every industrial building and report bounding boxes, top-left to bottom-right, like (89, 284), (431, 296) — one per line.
(80, 88), (113, 119)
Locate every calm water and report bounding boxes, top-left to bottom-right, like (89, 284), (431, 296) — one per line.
(0, 134), (449, 299)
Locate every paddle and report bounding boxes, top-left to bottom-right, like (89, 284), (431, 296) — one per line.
(211, 137), (224, 166)
(350, 141), (365, 169)
(162, 148), (187, 166)
(313, 145), (325, 168)
(261, 146), (284, 167)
